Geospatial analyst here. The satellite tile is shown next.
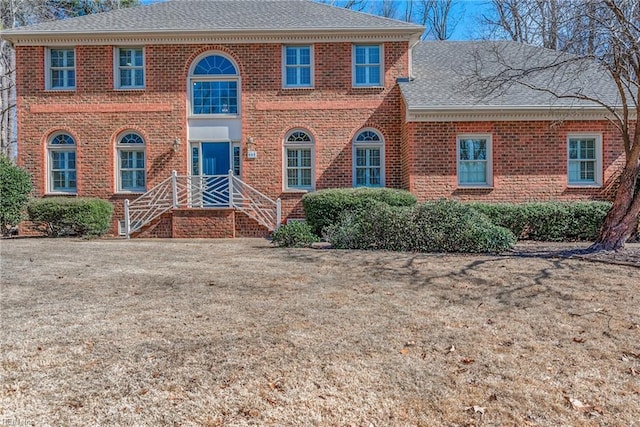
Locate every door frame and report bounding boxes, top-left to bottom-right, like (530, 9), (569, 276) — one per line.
(190, 140), (241, 177)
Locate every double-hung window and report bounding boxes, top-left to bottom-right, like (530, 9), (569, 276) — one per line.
(116, 47), (144, 89)
(117, 133), (146, 192)
(568, 134), (602, 186)
(457, 134), (493, 187)
(283, 45), (313, 88)
(353, 129), (384, 187)
(353, 44), (382, 87)
(48, 133), (77, 193)
(190, 54), (239, 116)
(284, 130), (314, 191)
(47, 48), (76, 90)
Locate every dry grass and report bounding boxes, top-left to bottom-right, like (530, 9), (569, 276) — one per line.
(1, 238), (639, 426)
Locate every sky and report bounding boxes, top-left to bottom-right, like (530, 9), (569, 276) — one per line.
(138, 0), (494, 41)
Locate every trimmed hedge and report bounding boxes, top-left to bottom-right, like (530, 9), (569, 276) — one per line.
(302, 188), (417, 236)
(0, 156), (33, 235)
(468, 201), (612, 241)
(27, 197), (113, 237)
(271, 221), (320, 248)
(325, 199), (516, 253)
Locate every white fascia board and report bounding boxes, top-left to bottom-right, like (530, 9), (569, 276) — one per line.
(3, 27), (424, 46)
(405, 105), (628, 122)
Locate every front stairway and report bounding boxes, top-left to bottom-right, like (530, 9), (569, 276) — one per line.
(123, 171), (281, 238)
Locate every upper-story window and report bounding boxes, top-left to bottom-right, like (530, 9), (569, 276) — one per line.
(190, 53), (239, 116)
(353, 129), (384, 187)
(47, 48), (76, 90)
(116, 132), (146, 192)
(567, 133), (602, 186)
(284, 130), (314, 191)
(283, 45), (313, 88)
(48, 133), (77, 193)
(115, 47), (144, 89)
(457, 134), (493, 187)
(352, 44), (382, 87)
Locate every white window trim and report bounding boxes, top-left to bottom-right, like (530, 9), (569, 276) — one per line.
(187, 52), (241, 119)
(282, 45), (314, 89)
(456, 134), (493, 188)
(283, 130), (315, 192)
(47, 133), (77, 194)
(115, 133), (146, 193)
(352, 128), (385, 187)
(352, 44), (384, 88)
(114, 47), (145, 90)
(45, 47), (76, 91)
(567, 133), (603, 187)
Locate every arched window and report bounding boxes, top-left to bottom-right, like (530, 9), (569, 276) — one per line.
(353, 129), (384, 187)
(117, 132), (146, 192)
(48, 133), (76, 193)
(190, 53), (239, 115)
(284, 130), (314, 190)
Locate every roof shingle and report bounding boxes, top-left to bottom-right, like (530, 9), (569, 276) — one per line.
(2, 0), (423, 35)
(401, 41), (621, 110)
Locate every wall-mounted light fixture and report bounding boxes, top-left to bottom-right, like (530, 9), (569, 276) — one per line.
(173, 137), (181, 153)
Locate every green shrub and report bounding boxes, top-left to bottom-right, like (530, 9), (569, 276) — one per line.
(326, 199), (516, 253)
(271, 221), (320, 247)
(0, 156), (33, 235)
(302, 188), (417, 236)
(469, 201), (611, 241)
(27, 198), (113, 237)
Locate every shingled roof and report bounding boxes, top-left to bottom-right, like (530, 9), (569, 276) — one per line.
(1, 0), (423, 38)
(401, 41), (621, 113)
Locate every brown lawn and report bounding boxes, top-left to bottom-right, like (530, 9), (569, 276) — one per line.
(0, 238), (638, 426)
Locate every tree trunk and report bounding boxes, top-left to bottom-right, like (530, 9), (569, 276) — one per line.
(592, 161), (640, 251)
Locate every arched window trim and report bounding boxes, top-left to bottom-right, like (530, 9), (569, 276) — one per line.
(116, 131), (146, 193)
(352, 128), (385, 188)
(47, 132), (77, 194)
(283, 129), (315, 191)
(188, 51), (241, 117)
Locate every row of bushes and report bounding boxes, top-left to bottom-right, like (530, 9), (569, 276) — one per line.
(325, 199), (516, 253)
(302, 187), (417, 236)
(274, 188), (616, 251)
(27, 198), (114, 237)
(469, 201), (612, 241)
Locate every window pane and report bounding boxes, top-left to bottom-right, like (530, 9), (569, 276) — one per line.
(300, 149), (311, 167)
(355, 67), (366, 84)
(459, 161), (487, 184)
(134, 49), (143, 67)
(287, 169), (298, 186)
(120, 69), (131, 86)
(368, 66), (380, 85)
(52, 70), (63, 88)
(67, 152), (76, 169)
(286, 48), (297, 65)
(192, 81), (238, 114)
(286, 68), (297, 85)
(134, 69), (144, 86)
(355, 46), (366, 64)
(299, 68), (311, 85)
(301, 169), (312, 186)
(368, 47), (380, 64)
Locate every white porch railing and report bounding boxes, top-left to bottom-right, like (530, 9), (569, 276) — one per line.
(124, 170), (281, 238)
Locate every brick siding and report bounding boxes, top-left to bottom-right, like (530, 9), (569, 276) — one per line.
(16, 41), (409, 235)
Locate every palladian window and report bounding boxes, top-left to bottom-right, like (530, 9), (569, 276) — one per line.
(190, 54), (239, 115)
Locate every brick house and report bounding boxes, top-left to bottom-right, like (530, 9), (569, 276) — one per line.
(1, 0), (625, 238)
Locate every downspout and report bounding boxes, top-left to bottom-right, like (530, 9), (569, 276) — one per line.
(408, 35), (421, 81)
